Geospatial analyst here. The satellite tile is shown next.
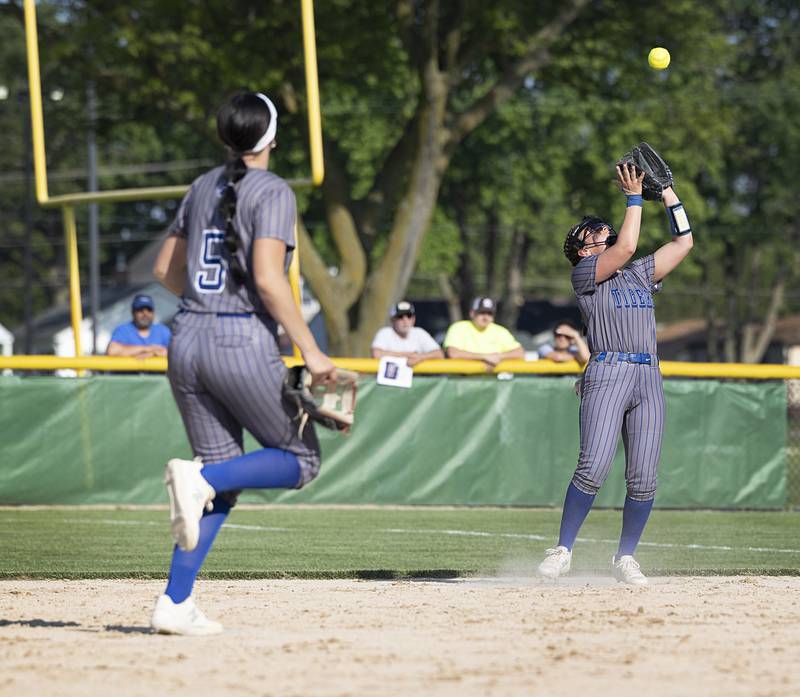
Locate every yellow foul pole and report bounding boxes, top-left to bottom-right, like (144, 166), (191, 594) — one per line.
(290, 222), (303, 358)
(23, 0), (49, 204)
(62, 206), (84, 359)
(301, 0), (324, 186)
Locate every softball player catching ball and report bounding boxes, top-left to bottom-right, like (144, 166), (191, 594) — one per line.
(150, 91), (336, 634)
(538, 160), (693, 585)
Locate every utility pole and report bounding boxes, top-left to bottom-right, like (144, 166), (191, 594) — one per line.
(22, 88), (34, 354)
(87, 80), (100, 354)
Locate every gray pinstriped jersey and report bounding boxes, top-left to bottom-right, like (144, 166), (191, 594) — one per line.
(571, 254), (658, 354)
(570, 252), (664, 500)
(168, 166), (296, 315)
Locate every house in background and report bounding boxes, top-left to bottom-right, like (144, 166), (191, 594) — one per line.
(0, 322), (13, 357)
(15, 279), (325, 358)
(656, 317), (800, 365)
(0, 322), (13, 375)
(14, 227), (327, 357)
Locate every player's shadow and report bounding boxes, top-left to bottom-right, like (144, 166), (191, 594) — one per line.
(0, 618), (80, 628)
(0, 619), (152, 634)
(353, 569), (461, 580)
(104, 624), (152, 634)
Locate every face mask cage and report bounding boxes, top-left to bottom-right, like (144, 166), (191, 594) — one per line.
(580, 219), (617, 249)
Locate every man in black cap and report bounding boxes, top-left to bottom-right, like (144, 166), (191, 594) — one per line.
(371, 300), (443, 367)
(443, 296), (524, 369)
(106, 293), (172, 358)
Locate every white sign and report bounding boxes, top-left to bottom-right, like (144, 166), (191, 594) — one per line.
(376, 356), (413, 389)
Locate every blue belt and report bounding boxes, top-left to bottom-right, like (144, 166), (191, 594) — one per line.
(177, 309), (254, 318)
(593, 351), (659, 367)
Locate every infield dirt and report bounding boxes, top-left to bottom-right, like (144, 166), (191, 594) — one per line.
(1, 576), (798, 696)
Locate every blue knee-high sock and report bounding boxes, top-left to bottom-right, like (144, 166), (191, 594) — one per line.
(557, 482), (597, 550)
(617, 496), (655, 557)
(200, 448), (302, 492)
(165, 497), (232, 604)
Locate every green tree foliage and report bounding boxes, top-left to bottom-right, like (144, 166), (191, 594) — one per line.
(0, 0), (797, 361)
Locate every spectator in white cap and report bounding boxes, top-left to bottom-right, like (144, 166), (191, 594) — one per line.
(106, 293), (172, 358)
(443, 296), (524, 369)
(371, 300), (444, 367)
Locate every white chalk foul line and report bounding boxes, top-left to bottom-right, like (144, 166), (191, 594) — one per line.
(68, 519), (290, 533)
(380, 528), (800, 556)
(64, 520), (800, 556)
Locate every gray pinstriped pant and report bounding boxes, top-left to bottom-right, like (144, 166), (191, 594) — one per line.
(572, 361), (665, 500)
(167, 311), (321, 491)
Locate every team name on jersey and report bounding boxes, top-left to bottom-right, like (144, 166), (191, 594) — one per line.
(609, 285), (654, 309)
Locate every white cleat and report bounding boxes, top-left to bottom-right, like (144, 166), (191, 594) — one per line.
(150, 594), (223, 636)
(164, 458), (215, 552)
(612, 555), (649, 586)
(537, 546), (572, 579)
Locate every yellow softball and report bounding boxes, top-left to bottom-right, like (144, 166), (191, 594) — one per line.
(648, 47), (671, 70)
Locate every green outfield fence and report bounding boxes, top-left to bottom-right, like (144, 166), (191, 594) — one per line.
(0, 373), (790, 509)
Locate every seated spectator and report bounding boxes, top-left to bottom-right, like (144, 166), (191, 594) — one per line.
(371, 301), (444, 367)
(537, 321), (590, 366)
(106, 294), (171, 358)
(443, 296), (524, 369)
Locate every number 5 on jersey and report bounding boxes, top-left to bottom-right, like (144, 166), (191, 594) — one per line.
(195, 229), (226, 293)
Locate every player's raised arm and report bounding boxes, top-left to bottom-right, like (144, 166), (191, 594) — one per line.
(593, 164), (645, 283)
(653, 186), (694, 282)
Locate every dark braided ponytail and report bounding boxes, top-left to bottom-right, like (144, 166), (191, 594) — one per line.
(219, 158), (248, 285)
(215, 92), (274, 286)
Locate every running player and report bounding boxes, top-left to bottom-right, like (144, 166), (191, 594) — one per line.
(538, 161), (694, 585)
(149, 91), (336, 634)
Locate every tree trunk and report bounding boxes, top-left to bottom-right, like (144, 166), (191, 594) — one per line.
(722, 240), (738, 363)
(438, 272), (463, 324)
(741, 272), (786, 364)
(485, 210), (500, 300)
(498, 229), (531, 329)
(454, 197), (476, 316)
(349, 65), (449, 353)
(697, 259), (719, 362)
(297, 0), (591, 355)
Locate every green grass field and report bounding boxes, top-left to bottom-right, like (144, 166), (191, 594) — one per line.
(1, 507), (798, 578)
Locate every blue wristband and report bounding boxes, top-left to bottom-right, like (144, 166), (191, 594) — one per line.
(626, 194), (643, 207)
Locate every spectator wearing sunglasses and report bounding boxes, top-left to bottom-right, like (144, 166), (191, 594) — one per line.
(443, 296), (524, 370)
(106, 294), (171, 359)
(537, 321), (590, 366)
(371, 300), (444, 367)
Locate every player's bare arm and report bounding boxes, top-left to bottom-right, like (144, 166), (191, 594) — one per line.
(253, 237), (336, 384)
(592, 164), (645, 283)
(652, 186), (694, 282)
(153, 236), (188, 295)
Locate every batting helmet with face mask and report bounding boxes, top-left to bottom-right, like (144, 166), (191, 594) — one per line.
(563, 216), (618, 266)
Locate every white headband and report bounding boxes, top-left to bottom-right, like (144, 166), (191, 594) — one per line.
(247, 92), (278, 153)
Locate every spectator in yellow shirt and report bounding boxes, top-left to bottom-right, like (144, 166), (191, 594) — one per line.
(444, 297), (525, 369)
